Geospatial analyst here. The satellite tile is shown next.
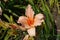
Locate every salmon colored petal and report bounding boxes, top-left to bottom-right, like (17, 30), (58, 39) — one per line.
(34, 13), (44, 26)
(25, 4), (34, 19)
(17, 16), (28, 23)
(34, 19), (42, 26)
(27, 27), (36, 36)
(17, 16), (31, 29)
(35, 13), (44, 20)
(34, 20), (44, 26)
(17, 16), (28, 27)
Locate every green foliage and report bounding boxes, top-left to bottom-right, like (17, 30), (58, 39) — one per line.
(0, 0), (58, 40)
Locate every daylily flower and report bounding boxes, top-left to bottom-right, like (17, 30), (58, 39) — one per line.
(17, 4), (44, 36)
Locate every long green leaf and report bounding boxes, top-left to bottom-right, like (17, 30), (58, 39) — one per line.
(3, 14), (10, 22)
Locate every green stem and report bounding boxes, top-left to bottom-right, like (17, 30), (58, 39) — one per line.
(29, 36), (34, 40)
(4, 34), (11, 40)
